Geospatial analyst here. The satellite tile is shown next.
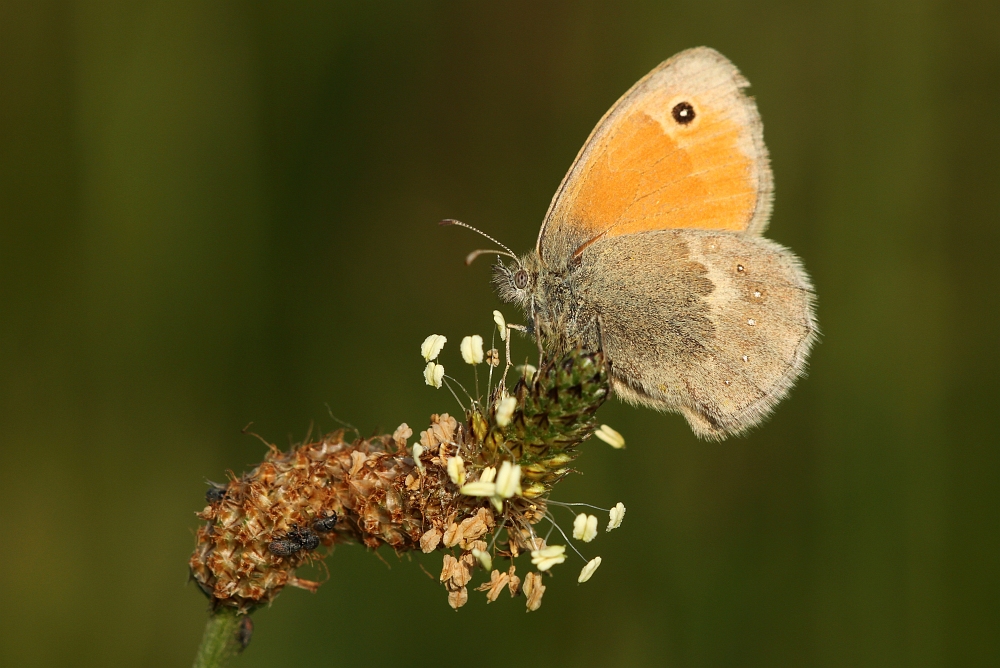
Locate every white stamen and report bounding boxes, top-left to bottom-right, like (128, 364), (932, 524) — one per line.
(496, 396), (517, 427)
(460, 335), (484, 365)
(471, 548), (492, 571)
(493, 310), (507, 342)
(420, 334), (447, 361)
(594, 424), (625, 449)
(607, 502), (626, 531)
(578, 556), (602, 583)
(573, 513), (599, 542)
(459, 481), (496, 497)
(495, 461), (522, 498)
(423, 362), (445, 388)
(531, 544), (567, 571)
(447, 455), (466, 485)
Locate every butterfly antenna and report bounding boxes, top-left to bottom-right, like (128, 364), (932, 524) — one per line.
(464, 248), (518, 266)
(439, 219), (519, 264)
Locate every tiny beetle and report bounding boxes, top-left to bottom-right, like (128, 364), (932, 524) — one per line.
(268, 538), (300, 557)
(312, 513), (339, 533)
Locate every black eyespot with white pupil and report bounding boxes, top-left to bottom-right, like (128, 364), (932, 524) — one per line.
(513, 269), (529, 290)
(672, 101), (695, 125)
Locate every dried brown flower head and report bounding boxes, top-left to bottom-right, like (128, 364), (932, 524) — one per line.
(190, 328), (625, 616)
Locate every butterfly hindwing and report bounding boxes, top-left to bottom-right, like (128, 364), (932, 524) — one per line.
(574, 230), (816, 439)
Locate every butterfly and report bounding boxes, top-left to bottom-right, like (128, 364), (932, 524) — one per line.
(451, 47), (817, 440)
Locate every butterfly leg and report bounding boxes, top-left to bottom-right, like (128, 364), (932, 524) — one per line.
(500, 323), (528, 388)
(530, 300), (544, 366)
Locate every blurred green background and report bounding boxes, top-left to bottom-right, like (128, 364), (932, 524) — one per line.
(2, 2), (997, 666)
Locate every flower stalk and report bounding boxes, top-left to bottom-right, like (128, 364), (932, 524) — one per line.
(191, 608), (243, 668)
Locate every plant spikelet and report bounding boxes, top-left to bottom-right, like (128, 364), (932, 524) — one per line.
(189, 349), (608, 612)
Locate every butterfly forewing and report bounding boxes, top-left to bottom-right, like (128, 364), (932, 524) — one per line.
(537, 47), (773, 265)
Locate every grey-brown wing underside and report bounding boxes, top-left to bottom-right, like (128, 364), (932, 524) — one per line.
(577, 229), (817, 439)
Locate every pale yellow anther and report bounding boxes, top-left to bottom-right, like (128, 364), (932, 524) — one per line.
(531, 544), (567, 571)
(594, 424), (625, 449)
(496, 396), (517, 427)
(460, 335), (484, 365)
(459, 481), (496, 497)
(607, 502), (626, 531)
(493, 310), (507, 341)
(447, 455), (466, 486)
(494, 461), (522, 499)
(423, 362), (444, 388)
(578, 556), (602, 583)
(471, 548), (492, 572)
(412, 443), (426, 473)
(573, 513), (598, 542)
(518, 363), (538, 381)
(420, 334), (447, 361)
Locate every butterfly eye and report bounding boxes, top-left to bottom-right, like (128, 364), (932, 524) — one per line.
(513, 269), (529, 290)
(671, 101), (696, 125)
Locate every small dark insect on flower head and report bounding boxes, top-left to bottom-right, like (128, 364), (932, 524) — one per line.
(312, 513), (339, 533)
(286, 525), (320, 552)
(268, 538), (301, 557)
(236, 616), (253, 653)
(298, 530), (320, 552)
(205, 484), (226, 504)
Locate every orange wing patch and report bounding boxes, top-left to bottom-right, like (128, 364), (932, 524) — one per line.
(538, 47), (772, 263)
(568, 106), (757, 239)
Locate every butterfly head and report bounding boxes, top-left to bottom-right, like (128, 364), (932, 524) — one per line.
(492, 253), (539, 310)
(440, 217), (544, 315)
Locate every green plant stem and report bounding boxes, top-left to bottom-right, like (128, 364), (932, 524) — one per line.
(192, 608), (242, 668)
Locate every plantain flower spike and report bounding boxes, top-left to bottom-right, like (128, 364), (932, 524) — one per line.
(189, 313), (620, 620)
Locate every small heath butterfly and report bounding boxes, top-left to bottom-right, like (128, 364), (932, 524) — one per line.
(451, 47), (817, 440)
